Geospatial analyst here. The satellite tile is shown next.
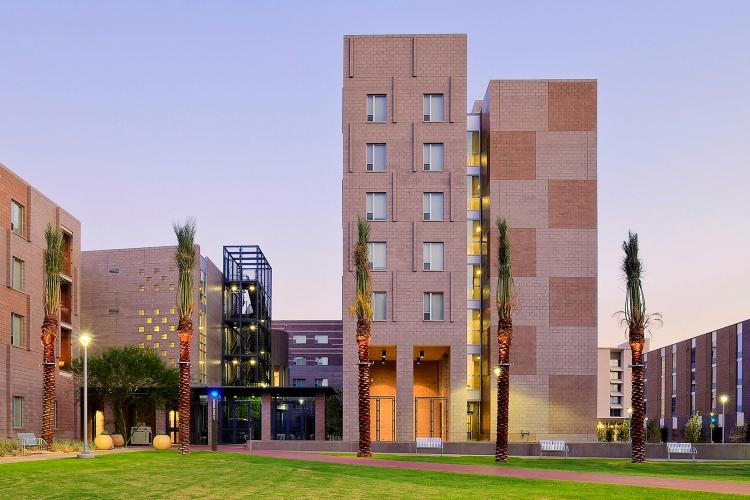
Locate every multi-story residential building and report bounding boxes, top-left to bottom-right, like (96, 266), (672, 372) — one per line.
(645, 319), (748, 442)
(80, 245), (223, 438)
(275, 320), (343, 391)
(597, 341), (649, 422)
(0, 162), (81, 439)
(341, 34), (598, 443)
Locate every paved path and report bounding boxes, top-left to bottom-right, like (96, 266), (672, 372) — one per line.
(233, 448), (750, 495)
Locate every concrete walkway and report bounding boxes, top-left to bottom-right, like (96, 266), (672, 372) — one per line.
(0, 446), (144, 465)
(236, 448), (750, 495)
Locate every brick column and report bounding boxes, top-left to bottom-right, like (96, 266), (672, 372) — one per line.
(396, 345), (414, 441)
(315, 393), (326, 441)
(261, 393), (272, 441)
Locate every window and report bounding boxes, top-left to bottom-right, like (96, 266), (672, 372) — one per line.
(738, 385), (743, 413)
(146, 317), (152, 324)
(373, 292), (387, 321)
(466, 131), (480, 166)
(293, 335), (307, 345)
(153, 326), (160, 332)
(11, 258), (24, 291)
(609, 408), (622, 417)
(315, 378), (329, 388)
(12, 396), (23, 428)
(671, 396), (677, 417)
(423, 243), (444, 271)
(162, 317), (168, 323)
(293, 357), (306, 366)
(467, 264), (481, 300)
(153, 342), (159, 348)
(423, 193), (444, 221)
(292, 378), (307, 387)
(423, 292), (444, 321)
(423, 143), (444, 171)
(467, 220), (481, 255)
(139, 285), (145, 292)
(366, 144), (387, 171)
(609, 371), (620, 380)
(153, 308), (160, 315)
(423, 94), (444, 122)
(138, 309), (145, 316)
(610, 396), (622, 405)
(169, 358), (175, 366)
(11, 314), (23, 347)
(467, 175), (480, 210)
(315, 335), (329, 344)
(366, 94), (386, 122)
(138, 342), (145, 349)
(169, 325), (176, 332)
(169, 308), (176, 315)
(610, 383), (621, 392)
(154, 285), (160, 291)
(169, 284), (175, 291)
(609, 352), (622, 368)
(366, 192), (387, 221)
(11, 201), (24, 236)
(108, 267), (119, 274)
(161, 350), (167, 356)
(146, 334), (152, 341)
(315, 357), (329, 366)
(367, 242), (387, 270)
(161, 333), (168, 340)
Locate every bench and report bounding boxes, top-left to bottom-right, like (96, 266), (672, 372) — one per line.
(539, 440), (569, 459)
(416, 437), (443, 455)
(666, 442), (697, 461)
(17, 433), (47, 454)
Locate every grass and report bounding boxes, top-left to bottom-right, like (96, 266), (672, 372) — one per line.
(0, 450), (740, 499)
(332, 453), (750, 483)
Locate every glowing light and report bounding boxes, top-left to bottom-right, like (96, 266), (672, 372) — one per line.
(719, 394), (729, 404)
(493, 366), (501, 377)
(79, 333), (92, 347)
(232, 359), (239, 365)
(230, 285), (238, 292)
(627, 407), (633, 415)
(249, 285), (256, 292)
(210, 390), (219, 399)
(249, 358), (257, 366)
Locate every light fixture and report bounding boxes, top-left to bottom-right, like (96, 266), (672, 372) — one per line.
(381, 350), (386, 365)
(419, 350), (425, 359)
(79, 333), (92, 348)
(719, 394), (729, 405)
(493, 366), (501, 377)
(298, 399), (304, 405)
(249, 285), (256, 292)
(232, 359), (239, 365)
(250, 324), (257, 331)
(249, 358), (257, 366)
(230, 284), (238, 292)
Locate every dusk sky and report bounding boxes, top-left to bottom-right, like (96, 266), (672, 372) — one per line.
(1, 1), (748, 349)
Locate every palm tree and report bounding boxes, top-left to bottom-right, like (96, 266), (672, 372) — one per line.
(495, 218), (514, 462)
(349, 216), (373, 457)
(174, 219), (197, 455)
(620, 231), (661, 463)
(41, 224), (65, 447)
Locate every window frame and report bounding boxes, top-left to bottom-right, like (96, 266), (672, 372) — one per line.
(367, 242), (387, 271)
(366, 143), (387, 172)
(315, 335), (329, 345)
(423, 192), (444, 221)
(11, 200), (24, 237)
(366, 192), (387, 221)
(11, 313), (23, 347)
(423, 292), (444, 321)
(11, 257), (24, 291)
(366, 94), (387, 122)
(373, 291), (387, 321)
(423, 143), (444, 171)
(422, 242), (444, 271)
(12, 396), (23, 428)
(423, 94), (444, 122)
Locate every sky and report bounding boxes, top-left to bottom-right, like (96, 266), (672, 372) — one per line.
(1, 1), (748, 349)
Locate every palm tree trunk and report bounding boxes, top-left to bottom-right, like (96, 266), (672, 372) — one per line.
(177, 315), (192, 455)
(41, 314), (57, 448)
(356, 318), (372, 457)
(495, 318), (512, 462)
(630, 327), (646, 463)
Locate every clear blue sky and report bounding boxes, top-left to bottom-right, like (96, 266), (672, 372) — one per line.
(2, 1), (748, 348)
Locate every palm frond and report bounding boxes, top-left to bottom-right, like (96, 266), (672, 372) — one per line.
(495, 218), (513, 320)
(349, 216), (372, 321)
(620, 231), (662, 334)
(173, 218), (197, 318)
(43, 224), (65, 317)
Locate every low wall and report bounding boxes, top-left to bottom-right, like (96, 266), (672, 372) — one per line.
(245, 440), (750, 459)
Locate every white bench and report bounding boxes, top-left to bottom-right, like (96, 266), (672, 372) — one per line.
(666, 442), (697, 461)
(416, 437), (443, 455)
(539, 440), (569, 459)
(17, 433), (47, 454)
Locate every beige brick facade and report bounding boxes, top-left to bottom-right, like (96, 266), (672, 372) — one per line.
(0, 162), (81, 439)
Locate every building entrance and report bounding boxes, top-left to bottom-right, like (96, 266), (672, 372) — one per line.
(415, 397), (447, 440)
(370, 396), (396, 441)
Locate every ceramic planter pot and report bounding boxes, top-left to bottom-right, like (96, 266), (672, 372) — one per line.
(152, 434), (171, 450)
(94, 434), (114, 450)
(111, 434), (125, 447)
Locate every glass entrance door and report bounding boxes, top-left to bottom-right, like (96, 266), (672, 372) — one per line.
(414, 397), (447, 440)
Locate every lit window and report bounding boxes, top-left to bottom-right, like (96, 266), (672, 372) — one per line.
(139, 285), (145, 292)
(423, 242), (444, 271)
(12, 396), (23, 428)
(11, 258), (24, 291)
(169, 308), (176, 315)
(146, 334), (152, 341)
(146, 276), (152, 282)
(153, 308), (159, 315)
(366, 192), (387, 221)
(467, 175), (480, 210)
(423, 193), (444, 221)
(315, 378), (329, 388)
(154, 285), (160, 291)
(373, 292), (387, 321)
(11, 201), (24, 236)
(138, 309), (145, 316)
(11, 314), (23, 347)
(146, 317), (152, 324)
(423, 292), (444, 321)
(161, 350), (167, 356)
(293, 336), (307, 345)
(423, 143), (444, 171)
(138, 326), (145, 333)
(138, 342), (144, 349)
(162, 317), (168, 323)
(169, 284), (175, 291)
(366, 144), (387, 171)
(161, 333), (168, 340)
(366, 94), (386, 122)
(161, 275), (167, 281)
(367, 242), (387, 271)
(169, 342), (175, 348)
(169, 358), (175, 366)
(153, 342), (159, 348)
(169, 325), (175, 332)
(466, 131), (480, 166)
(423, 94), (444, 122)
(153, 326), (160, 332)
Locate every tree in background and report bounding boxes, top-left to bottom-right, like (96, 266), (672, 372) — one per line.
(494, 218), (514, 462)
(174, 219), (197, 455)
(684, 413), (703, 443)
(73, 346), (178, 439)
(41, 224), (65, 447)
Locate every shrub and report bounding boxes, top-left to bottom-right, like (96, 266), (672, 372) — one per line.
(684, 414), (702, 443)
(50, 440), (85, 453)
(596, 423), (607, 442)
(647, 419), (661, 443)
(620, 420), (631, 442)
(729, 425), (747, 443)
(0, 440), (22, 457)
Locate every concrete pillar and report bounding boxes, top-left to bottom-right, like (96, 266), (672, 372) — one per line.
(261, 393), (272, 441)
(449, 345), (468, 442)
(396, 344), (414, 441)
(315, 393), (326, 441)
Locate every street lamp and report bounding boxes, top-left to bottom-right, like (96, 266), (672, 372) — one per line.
(719, 394), (729, 444)
(78, 333), (94, 459)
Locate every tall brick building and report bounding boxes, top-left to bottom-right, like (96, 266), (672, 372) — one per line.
(645, 319), (747, 441)
(275, 319), (343, 391)
(0, 163), (81, 440)
(342, 34), (597, 443)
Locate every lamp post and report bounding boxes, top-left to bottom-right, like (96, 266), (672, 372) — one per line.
(77, 333), (94, 459)
(627, 407), (633, 442)
(719, 394), (729, 444)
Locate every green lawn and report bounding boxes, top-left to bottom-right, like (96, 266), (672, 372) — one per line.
(335, 453), (750, 483)
(0, 451), (739, 499)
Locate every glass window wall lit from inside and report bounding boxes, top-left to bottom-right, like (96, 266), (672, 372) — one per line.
(466, 354), (480, 389)
(466, 131), (480, 166)
(467, 175), (480, 210)
(467, 221), (481, 255)
(467, 310), (481, 344)
(467, 265), (481, 300)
